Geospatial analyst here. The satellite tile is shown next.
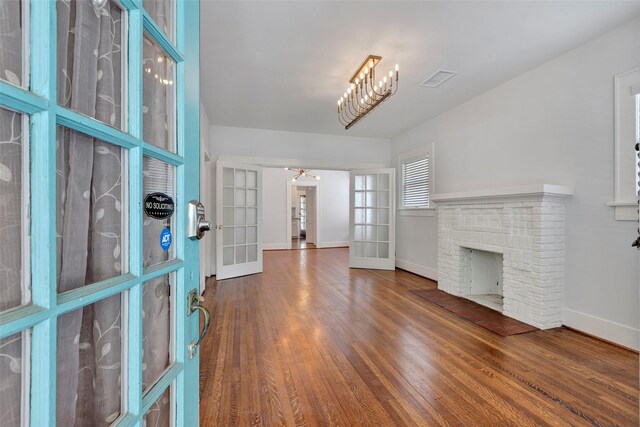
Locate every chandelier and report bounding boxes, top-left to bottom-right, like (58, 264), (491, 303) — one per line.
(337, 55), (399, 130)
(286, 168), (320, 182)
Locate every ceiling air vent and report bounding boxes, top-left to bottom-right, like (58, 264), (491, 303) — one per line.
(420, 70), (457, 88)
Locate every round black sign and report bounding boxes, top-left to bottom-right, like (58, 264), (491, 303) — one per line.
(144, 193), (175, 219)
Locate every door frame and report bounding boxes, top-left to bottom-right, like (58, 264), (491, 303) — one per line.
(209, 156), (385, 275)
(286, 180), (320, 248)
(0, 0), (202, 425)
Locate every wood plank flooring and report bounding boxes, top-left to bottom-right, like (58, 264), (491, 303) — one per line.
(199, 248), (639, 426)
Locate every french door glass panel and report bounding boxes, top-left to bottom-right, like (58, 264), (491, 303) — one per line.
(144, 386), (172, 427)
(350, 169), (396, 270)
(0, 329), (30, 427)
(0, 0), (27, 87)
(143, 0), (175, 43)
(0, 0), (201, 426)
(142, 273), (174, 393)
(56, 126), (128, 292)
(56, 295), (124, 425)
(0, 107), (29, 311)
(143, 157), (176, 268)
(56, 0), (126, 130)
(143, 35), (176, 153)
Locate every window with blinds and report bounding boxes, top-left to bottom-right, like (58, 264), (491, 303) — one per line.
(401, 155), (429, 208)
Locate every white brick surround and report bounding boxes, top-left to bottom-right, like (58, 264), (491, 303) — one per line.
(432, 185), (573, 329)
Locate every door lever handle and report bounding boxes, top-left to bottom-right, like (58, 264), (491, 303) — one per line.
(187, 289), (211, 359)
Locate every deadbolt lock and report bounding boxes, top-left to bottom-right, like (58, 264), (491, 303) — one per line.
(188, 200), (211, 240)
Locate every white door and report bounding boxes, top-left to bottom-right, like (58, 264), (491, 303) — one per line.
(349, 169), (396, 269)
(216, 162), (263, 280)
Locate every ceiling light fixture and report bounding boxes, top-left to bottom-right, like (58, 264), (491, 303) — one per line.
(337, 55), (399, 130)
(286, 168), (320, 182)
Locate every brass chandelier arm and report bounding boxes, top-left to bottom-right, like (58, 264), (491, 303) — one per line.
(341, 107), (355, 122)
(368, 72), (389, 98)
(347, 94), (359, 118)
(337, 112), (349, 126)
(360, 81), (376, 107)
(340, 107), (353, 121)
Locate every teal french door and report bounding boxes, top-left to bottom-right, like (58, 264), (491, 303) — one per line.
(0, 0), (202, 426)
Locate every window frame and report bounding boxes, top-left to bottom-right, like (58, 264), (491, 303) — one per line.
(397, 145), (435, 217)
(611, 67), (640, 221)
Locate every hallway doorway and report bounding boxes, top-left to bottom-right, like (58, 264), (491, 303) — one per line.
(290, 184), (318, 250)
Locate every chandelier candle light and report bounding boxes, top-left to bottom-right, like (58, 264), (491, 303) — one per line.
(337, 55), (399, 130)
(286, 168), (320, 182)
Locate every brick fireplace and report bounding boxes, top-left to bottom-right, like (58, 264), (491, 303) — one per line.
(432, 185), (573, 329)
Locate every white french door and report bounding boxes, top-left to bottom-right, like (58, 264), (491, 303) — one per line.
(349, 169), (396, 270)
(215, 161), (263, 280)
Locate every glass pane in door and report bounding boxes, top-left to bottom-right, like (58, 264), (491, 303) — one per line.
(56, 295), (124, 425)
(143, 157), (176, 269)
(0, 107), (28, 311)
(0, 329), (30, 427)
(143, 35), (176, 152)
(143, 0), (175, 41)
(57, 0), (126, 130)
(56, 126), (128, 293)
(142, 274), (173, 393)
(0, 0), (26, 87)
(143, 387), (171, 427)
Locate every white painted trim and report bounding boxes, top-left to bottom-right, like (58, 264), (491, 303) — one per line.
(431, 184), (574, 203)
(395, 259), (438, 281)
(563, 308), (639, 351)
(316, 241), (349, 249)
(398, 208), (436, 217)
(218, 155), (385, 171)
(397, 144), (434, 210)
(263, 243), (289, 250)
(606, 202), (638, 221)
(613, 67), (640, 221)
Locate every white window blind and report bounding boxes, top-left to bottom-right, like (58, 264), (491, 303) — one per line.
(402, 155), (429, 208)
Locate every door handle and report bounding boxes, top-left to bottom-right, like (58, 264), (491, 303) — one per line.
(187, 289), (211, 359)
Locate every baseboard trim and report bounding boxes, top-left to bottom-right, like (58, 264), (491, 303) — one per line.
(395, 259), (438, 282)
(563, 308), (639, 351)
(263, 243), (289, 250)
(316, 241), (349, 249)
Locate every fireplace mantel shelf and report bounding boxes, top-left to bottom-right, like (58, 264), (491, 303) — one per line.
(431, 184), (573, 204)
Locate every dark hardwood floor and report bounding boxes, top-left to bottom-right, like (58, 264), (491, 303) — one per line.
(199, 248), (639, 426)
(291, 238), (316, 250)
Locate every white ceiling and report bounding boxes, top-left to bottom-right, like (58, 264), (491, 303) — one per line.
(200, 1), (640, 139)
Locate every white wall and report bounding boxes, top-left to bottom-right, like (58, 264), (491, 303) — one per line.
(391, 18), (640, 349)
(210, 125), (391, 167)
(262, 168), (349, 249)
